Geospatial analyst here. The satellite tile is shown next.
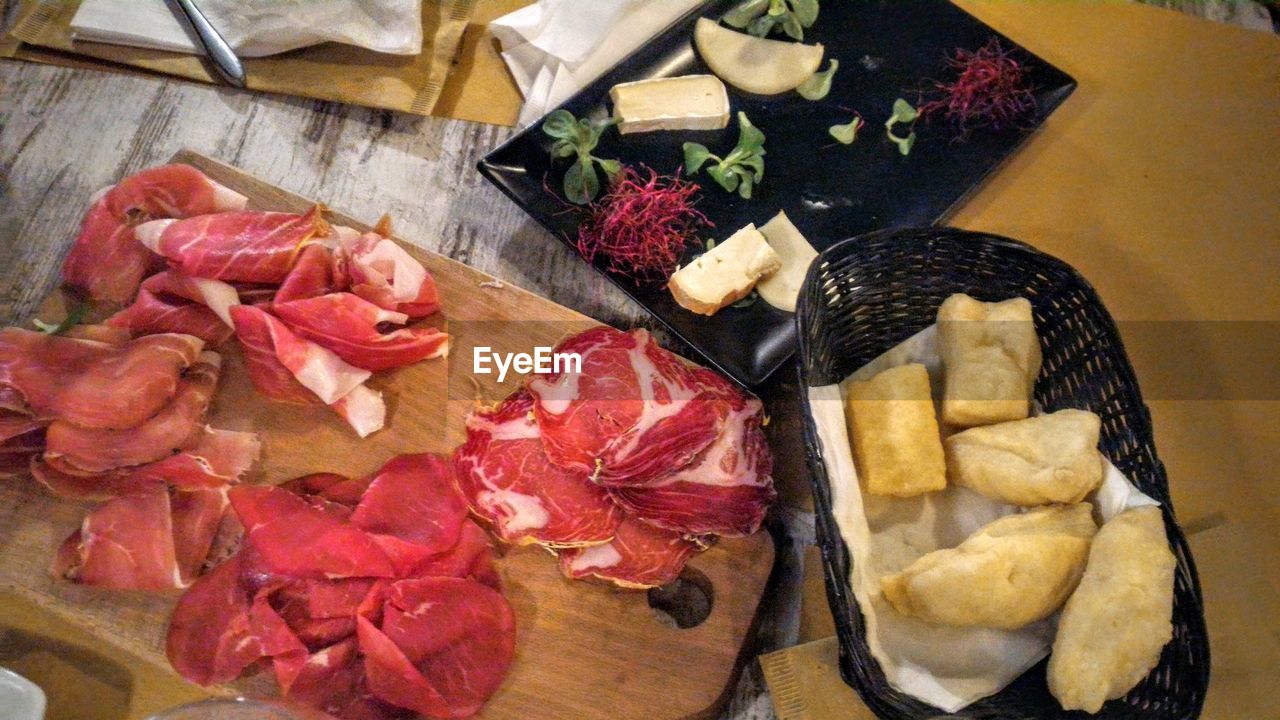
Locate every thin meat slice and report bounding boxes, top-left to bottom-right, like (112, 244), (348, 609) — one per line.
(63, 164), (247, 303)
(230, 305), (370, 405)
(608, 370), (776, 536)
(557, 516), (702, 589)
(330, 384), (387, 438)
(44, 352), (222, 472)
(336, 227), (441, 318)
(228, 484), (397, 580)
(52, 485), (227, 590)
(33, 428), (259, 500)
(0, 329), (203, 429)
(61, 324), (133, 344)
(453, 390), (620, 548)
(0, 412), (43, 443)
(358, 577), (515, 719)
(137, 206), (328, 284)
(527, 327), (721, 482)
(351, 454), (468, 556)
(141, 270), (242, 326)
(167, 554), (263, 685)
(106, 288), (233, 346)
(0, 427), (44, 478)
(273, 293), (449, 372)
(274, 244), (337, 304)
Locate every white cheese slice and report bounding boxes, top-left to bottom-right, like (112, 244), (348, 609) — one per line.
(609, 75), (731, 135)
(669, 223), (782, 316)
(756, 210), (819, 313)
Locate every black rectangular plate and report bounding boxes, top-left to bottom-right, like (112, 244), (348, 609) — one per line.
(478, 0), (1076, 386)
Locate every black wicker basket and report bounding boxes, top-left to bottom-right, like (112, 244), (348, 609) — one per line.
(795, 228), (1210, 719)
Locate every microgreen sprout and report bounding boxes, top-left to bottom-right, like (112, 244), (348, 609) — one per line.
(797, 59), (838, 101)
(885, 98), (918, 156)
(683, 112), (767, 199)
(723, 0), (819, 40)
(542, 109), (621, 204)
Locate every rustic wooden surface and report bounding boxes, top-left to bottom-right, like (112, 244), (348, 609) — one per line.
(0, 151), (776, 720)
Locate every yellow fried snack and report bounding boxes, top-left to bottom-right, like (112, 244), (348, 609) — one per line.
(945, 409), (1104, 506)
(881, 504), (1097, 629)
(937, 294), (1042, 427)
(845, 364), (947, 497)
(1049, 506), (1175, 713)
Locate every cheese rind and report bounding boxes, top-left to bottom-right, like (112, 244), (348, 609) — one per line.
(609, 75), (731, 135)
(756, 210), (818, 313)
(668, 224), (781, 316)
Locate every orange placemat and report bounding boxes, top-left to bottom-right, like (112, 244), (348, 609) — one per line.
(4, 0), (482, 117)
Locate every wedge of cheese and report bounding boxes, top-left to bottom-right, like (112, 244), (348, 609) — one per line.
(756, 210), (818, 313)
(669, 224), (781, 316)
(609, 75), (731, 135)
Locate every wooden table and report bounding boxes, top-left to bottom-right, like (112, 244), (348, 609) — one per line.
(1, 1), (1277, 719)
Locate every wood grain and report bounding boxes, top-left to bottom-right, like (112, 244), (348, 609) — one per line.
(0, 151), (775, 720)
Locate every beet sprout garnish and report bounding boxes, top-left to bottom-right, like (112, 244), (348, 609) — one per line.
(574, 166), (710, 286)
(917, 38), (1037, 135)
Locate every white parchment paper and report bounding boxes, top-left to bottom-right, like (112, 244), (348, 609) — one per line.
(809, 325), (1159, 712)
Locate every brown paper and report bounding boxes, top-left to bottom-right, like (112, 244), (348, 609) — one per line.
(760, 637), (877, 720)
(8, 0), (475, 115)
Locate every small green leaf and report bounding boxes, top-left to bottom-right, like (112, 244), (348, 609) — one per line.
(705, 238), (717, 251)
(747, 14), (775, 37)
(723, 0), (768, 28)
(828, 116), (863, 144)
(596, 157), (622, 183)
(892, 130), (917, 156)
(797, 59), (838, 101)
(738, 153), (765, 181)
(767, 0), (788, 17)
(780, 14), (803, 40)
(683, 142), (714, 174)
(737, 173), (754, 199)
(736, 112), (765, 152)
(889, 97), (918, 125)
(790, 0), (819, 27)
(34, 302), (90, 335)
(550, 138), (576, 158)
(706, 164), (739, 193)
(730, 291), (759, 308)
(541, 109), (576, 139)
(563, 159), (601, 205)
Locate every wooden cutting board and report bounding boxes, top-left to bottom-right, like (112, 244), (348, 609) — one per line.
(0, 150), (775, 720)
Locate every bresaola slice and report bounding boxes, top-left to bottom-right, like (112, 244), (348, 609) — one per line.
(558, 516), (702, 589)
(454, 390), (620, 547)
(526, 327), (722, 483)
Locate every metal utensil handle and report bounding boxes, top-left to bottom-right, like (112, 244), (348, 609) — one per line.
(168, 0), (245, 88)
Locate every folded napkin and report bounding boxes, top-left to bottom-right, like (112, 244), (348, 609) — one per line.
(70, 0), (423, 57)
(490, 0), (704, 127)
(808, 325), (1159, 713)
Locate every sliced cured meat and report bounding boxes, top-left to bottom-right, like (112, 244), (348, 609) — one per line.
(609, 370), (775, 536)
(167, 554), (263, 685)
(453, 390), (620, 547)
(53, 485), (227, 590)
(358, 577), (515, 719)
(43, 352), (221, 472)
(337, 229), (441, 318)
(33, 428), (259, 500)
(229, 484), (397, 580)
(273, 293), (449, 372)
(230, 305), (370, 405)
(61, 324), (133, 344)
(141, 270), (241, 326)
(281, 472), (369, 508)
(63, 164), (247, 303)
(526, 327), (721, 483)
(0, 427), (44, 478)
(274, 244), (337, 304)
(137, 206), (328, 284)
(351, 454), (468, 556)
(330, 384), (387, 439)
(405, 520), (501, 592)
(0, 412), (43, 443)
(0, 329), (203, 429)
(107, 289), (233, 346)
(557, 516), (702, 589)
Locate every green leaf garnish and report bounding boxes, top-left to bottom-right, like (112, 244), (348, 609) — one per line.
(684, 112), (767, 200)
(728, 0), (820, 40)
(797, 59), (838, 101)
(828, 115), (864, 144)
(541, 110), (620, 204)
(884, 97), (919, 156)
(731, 291), (759, 308)
(33, 302), (90, 335)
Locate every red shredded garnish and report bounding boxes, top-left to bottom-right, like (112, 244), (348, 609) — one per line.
(575, 166), (710, 286)
(918, 38), (1036, 135)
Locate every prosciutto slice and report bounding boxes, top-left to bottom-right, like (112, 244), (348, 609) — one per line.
(107, 271), (240, 345)
(0, 427), (44, 478)
(526, 327), (722, 483)
(453, 390), (620, 548)
(336, 228), (441, 318)
(33, 428), (260, 500)
(274, 244), (336, 304)
(231, 305), (384, 436)
(52, 484), (228, 590)
(608, 369), (775, 537)
(274, 293), (449, 372)
(62, 164), (247, 303)
(44, 352), (222, 472)
(137, 206), (328, 284)
(557, 516), (702, 589)
(0, 328), (203, 429)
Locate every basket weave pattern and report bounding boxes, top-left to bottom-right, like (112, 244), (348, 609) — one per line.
(796, 228), (1210, 719)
